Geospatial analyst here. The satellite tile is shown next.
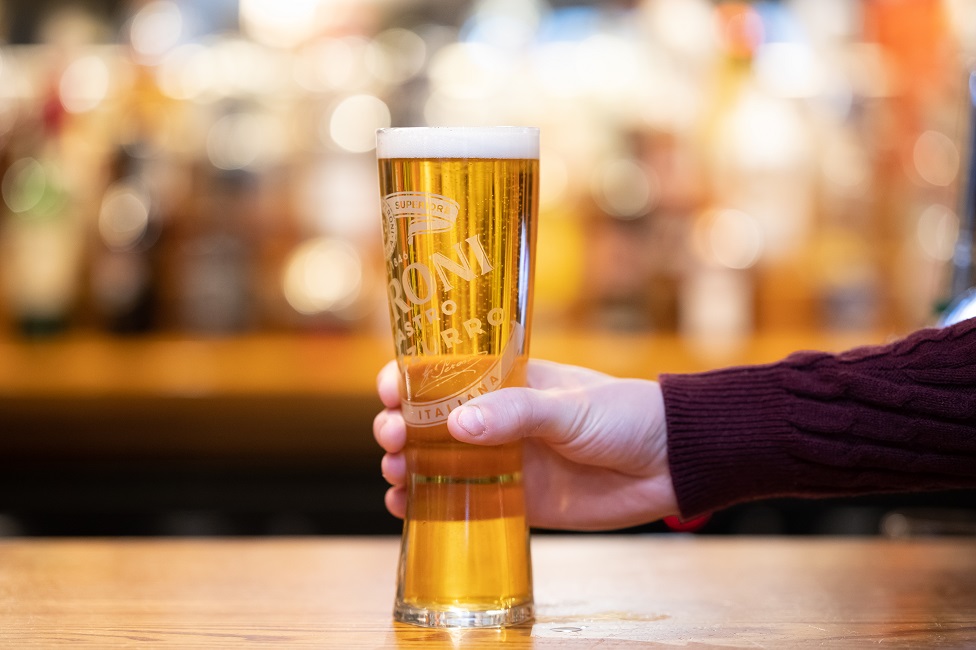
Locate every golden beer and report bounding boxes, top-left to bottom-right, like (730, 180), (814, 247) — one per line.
(376, 127), (538, 627)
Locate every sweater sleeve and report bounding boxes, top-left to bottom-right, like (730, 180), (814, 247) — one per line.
(659, 319), (976, 519)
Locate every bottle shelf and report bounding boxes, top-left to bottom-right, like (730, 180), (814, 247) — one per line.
(0, 328), (882, 398)
(0, 328), (886, 461)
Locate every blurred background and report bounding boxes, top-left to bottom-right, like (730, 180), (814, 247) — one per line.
(0, 0), (973, 537)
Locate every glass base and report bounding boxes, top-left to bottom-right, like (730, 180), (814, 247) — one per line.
(394, 601), (534, 628)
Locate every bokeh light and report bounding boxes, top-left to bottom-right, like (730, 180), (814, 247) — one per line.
(157, 43), (211, 100)
(532, 41), (584, 99)
(207, 111), (284, 170)
(59, 54), (111, 113)
(428, 42), (509, 101)
(592, 158), (658, 220)
(98, 184), (150, 251)
(209, 38), (284, 97)
(576, 34), (643, 97)
(129, 0), (183, 63)
(754, 42), (825, 98)
(913, 130), (959, 187)
(694, 209), (764, 270)
(822, 131), (871, 194)
(3, 158), (47, 214)
(239, 0), (320, 49)
(716, 1), (764, 59)
(283, 238), (363, 315)
(158, 38), (283, 103)
(641, 0), (715, 61)
(294, 37), (370, 93)
(327, 94), (390, 153)
(722, 91), (807, 170)
(916, 204), (959, 262)
(366, 29), (427, 85)
(462, 0), (543, 51)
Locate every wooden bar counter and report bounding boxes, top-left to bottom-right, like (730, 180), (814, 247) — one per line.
(2, 536), (974, 648)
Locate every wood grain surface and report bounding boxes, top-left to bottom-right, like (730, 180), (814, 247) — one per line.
(1, 536), (974, 648)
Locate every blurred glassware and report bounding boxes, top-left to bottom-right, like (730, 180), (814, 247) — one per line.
(0, 91), (82, 336)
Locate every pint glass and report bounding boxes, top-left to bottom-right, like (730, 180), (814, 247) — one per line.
(376, 126), (538, 627)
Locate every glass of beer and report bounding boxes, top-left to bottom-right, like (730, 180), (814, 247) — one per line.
(375, 126), (539, 628)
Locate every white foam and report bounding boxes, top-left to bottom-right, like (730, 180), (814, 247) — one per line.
(376, 127), (539, 160)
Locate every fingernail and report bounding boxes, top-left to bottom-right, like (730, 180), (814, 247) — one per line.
(456, 406), (486, 437)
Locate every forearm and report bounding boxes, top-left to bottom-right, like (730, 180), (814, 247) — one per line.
(660, 320), (976, 519)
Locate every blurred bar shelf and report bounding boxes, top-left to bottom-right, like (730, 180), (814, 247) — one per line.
(0, 332), (391, 398)
(0, 328), (882, 398)
(0, 328), (885, 461)
(0, 328), (939, 537)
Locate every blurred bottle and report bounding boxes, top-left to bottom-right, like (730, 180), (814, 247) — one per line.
(249, 162), (302, 332)
(687, 2), (819, 337)
(0, 91), (82, 337)
(89, 141), (166, 334)
(681, 2), (764, 343)
(862, 0), (958, 329)
(172, 164), (255, 334)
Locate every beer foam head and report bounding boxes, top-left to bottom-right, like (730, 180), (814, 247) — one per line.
(376, 127), (539, 160)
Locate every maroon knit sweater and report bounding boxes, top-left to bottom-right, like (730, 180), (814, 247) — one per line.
(660, 318), (976, 519)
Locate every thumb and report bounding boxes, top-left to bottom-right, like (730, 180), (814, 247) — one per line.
(447, 387), (578, 447)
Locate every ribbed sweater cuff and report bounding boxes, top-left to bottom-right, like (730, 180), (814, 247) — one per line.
(660, 365), (800, 519)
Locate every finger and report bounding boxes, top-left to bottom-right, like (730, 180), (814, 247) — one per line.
(376, 360), (401, 409)
(381, 452), (406, 486)
(372, 411), (386, 445)
(385, 485), (406, 519)
(447, 386), (581, 448)
(373, 410), (407, 454)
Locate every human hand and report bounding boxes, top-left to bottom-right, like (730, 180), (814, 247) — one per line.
(373, 358), (679, 531)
